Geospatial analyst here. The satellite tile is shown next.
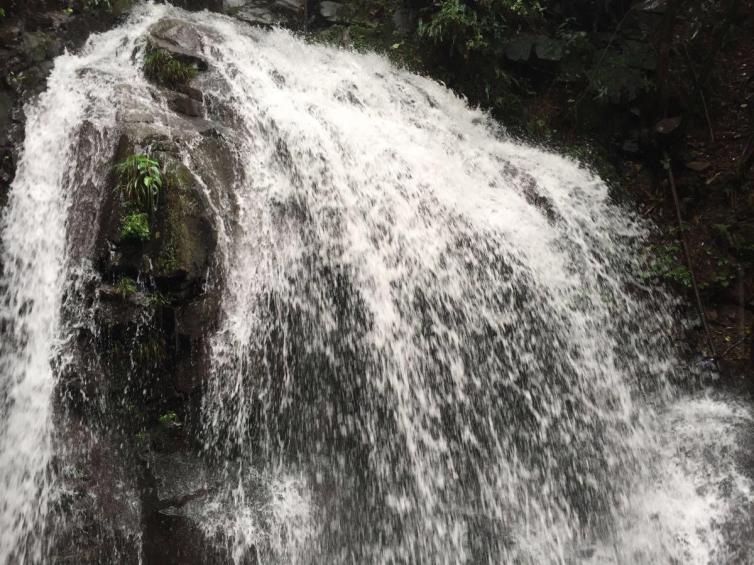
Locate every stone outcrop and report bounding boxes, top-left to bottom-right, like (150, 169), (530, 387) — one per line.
(49, 14), (232, 563)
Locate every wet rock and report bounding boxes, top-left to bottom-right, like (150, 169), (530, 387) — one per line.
(0, 90), (13, 133)
(319, 1), (344, 23)
(26, 10), (68, 32)
(655, 116), (682, 135)
(174, 294), (218, 394)
(141, 452), (241, 564)
(148, 18), (210, 71)
(51, 422), (143, 565)
(685, 160), (711, 172)
(21, 31), (60, 64)
(231, 0), (306, 29)
(392, 6), (415, 37)
(178, 83), (205, 101)
(151, 158), (216, 285)
(142, 508), (239, 565)
(167, 92), (205, 117)
(0, 25), (22, 48)
(151, 452), (212, 505)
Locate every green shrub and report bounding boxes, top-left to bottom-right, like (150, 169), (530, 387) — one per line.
(640, 243), (692, 289)
(114, 154), (163, 211)
(144, 48), (197, 88)
(120, 210), (150, 242)
(419, 0), (484, 56)
(418, 0), (542, 58)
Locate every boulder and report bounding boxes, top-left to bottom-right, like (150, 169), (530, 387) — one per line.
(148, 17), (210, 71)
(230, 0), (306, 29)
(319, 1), (344, 23)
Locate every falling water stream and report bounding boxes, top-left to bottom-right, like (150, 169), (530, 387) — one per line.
(0, 4), (753, 564)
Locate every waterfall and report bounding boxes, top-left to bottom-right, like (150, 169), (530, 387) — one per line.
(0, 4), (752, 564)
(0, 60), (81, 565)
(0, 7), (166, 562)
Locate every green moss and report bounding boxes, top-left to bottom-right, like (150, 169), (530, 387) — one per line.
(120, 210), (150, 242)
(156, 165), (193, 274)
(144, 48), (197, 88)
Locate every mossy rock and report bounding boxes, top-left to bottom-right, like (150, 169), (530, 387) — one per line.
(151, 157), (216, 286)
(96, 131), (215, 293)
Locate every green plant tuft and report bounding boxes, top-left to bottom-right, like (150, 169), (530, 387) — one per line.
(120, 210), (150, 242)
(147, 291), (169, 308)
(114, 154), (163, 212)
(115, 276), (137, 299)
(159, 410), (179, 425)
(144, 48), (197, 88)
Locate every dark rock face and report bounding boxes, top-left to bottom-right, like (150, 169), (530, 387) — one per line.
(43, 14), (232, 563)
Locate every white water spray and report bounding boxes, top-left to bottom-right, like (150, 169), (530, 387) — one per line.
(182, 11), (754, 564)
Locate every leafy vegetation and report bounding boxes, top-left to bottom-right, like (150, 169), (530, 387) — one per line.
(158, 411), (178, 425)
(114, 154), (163, 212)
(147, 291), (169, 308)
(641, 243), (693, 289)
(115, 275), (137, 299)
(63, 0), (112, 14)
(143, 48), (197, 88)
(418, 0), (542, 59)
(120, 210), (150, 242)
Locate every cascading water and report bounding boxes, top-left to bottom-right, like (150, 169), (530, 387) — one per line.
(0, 58), (83, 565)
(193, 11), (754, 564)
(0, 8), (174, 562)
(0, 4), (752, 564)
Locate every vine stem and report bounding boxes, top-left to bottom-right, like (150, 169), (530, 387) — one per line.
(663, 152), (720, 373)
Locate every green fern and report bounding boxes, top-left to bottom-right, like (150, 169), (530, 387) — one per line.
(114, 154), (163, 212)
